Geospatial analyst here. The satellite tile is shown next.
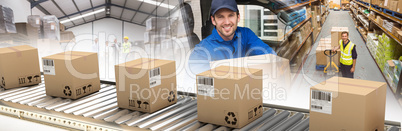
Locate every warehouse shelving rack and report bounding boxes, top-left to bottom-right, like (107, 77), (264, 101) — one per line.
(350, 0), (402, 107)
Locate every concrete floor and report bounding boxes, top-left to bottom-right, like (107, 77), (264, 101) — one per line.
(270, 10), (402, 124)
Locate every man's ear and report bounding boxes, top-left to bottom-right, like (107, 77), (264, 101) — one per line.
(211, 15), (216, 26)
(237, 14), (240, 22)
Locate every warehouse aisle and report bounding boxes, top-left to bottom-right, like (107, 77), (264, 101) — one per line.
(275, 10), (402, 124)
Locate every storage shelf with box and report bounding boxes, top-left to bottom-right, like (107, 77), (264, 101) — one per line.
(289, 29), (313, 61)
(278, 16), (312, 41)
(370, 7), (402, 25)
(364, 33), (402, 103)
(354, 0), (369, 8)
(370, 17), (402, 46)
(274, 1), (311, 12)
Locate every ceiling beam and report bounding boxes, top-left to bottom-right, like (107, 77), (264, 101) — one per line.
(51, 0), (75, 25)
(140, 0), (166, 25)
(130, 0), (144, 22)
(30, 0), (48, 8)
(89, 0), (97, 19)
(119, 0), (128, 19)
(72, 0), (86, 23)
(58, 4), (106, 20)
(109, 3), (156, 17)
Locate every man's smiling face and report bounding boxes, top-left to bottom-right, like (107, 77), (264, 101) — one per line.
(211, 8), (240, 41)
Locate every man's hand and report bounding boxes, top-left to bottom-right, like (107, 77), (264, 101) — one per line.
(333, 46), (339, 52)
(350, 67), (355, 73)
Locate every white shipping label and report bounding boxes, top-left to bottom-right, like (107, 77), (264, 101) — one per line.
(149, 67), (161, 88)
(36, 19), (39, 24)
(197, 76), (214, 97)
(310, 90), (332, 114)
(43, 59), (55, 75)
(51, 25), (55, 30)
(385, 0), (388, 6)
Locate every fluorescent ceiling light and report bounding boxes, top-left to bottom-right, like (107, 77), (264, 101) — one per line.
(60, 8), (105, 24)
(140, 0), (175, 9)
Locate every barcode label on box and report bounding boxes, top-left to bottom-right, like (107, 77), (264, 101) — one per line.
(149, 67), (161, 88)
(43, 59), (55, 75)
(197, 76), (214, 97)
(310, 90), (332, 114)
(51, 25), (55, 30)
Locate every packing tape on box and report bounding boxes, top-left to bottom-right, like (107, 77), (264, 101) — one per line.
(210, 69), (262, 81)
(56, 53), (88, 60)
(123, 59), (160, 74)
(7, 47), (22, 57)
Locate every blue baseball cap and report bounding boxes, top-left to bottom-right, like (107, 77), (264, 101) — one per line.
(210, 0), (238, 16)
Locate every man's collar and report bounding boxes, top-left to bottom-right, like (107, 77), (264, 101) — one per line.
(212, 27), (239, 43)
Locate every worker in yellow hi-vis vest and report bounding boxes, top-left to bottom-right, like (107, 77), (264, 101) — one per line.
(122, 36), (131, 54)
(333, 32), (357, 78)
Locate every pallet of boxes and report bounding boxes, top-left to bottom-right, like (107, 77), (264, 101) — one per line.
(0, 5), (31, 46)
(59, 22), (75, 43)
(144, 17), (174, 59)
(315, 27), (348, 70)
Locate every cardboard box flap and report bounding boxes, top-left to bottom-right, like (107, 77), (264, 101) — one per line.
(43, 51), (96, 60)
(116, 58), (173, 69)
(331, 27), (341, 32)
(210, 54), (289, 69)
(0, 45), (36, 54)
(312, 77), (386, 96)
(198, 66), (261, 80)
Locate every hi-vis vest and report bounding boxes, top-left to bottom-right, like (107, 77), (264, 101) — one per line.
(123, 42), (131, 53)
(339, 40), (355, 65)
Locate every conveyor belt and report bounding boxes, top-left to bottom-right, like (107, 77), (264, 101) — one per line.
(0, 76), (400, 131)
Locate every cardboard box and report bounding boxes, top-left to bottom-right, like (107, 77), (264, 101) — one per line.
(310, 77), (386, 131)
(390, 1), (399, 11)
(316, 39), (341, 66)
(115, 58), (177, 113)
(331, 27), (349, 47)
(397, 31), (402, 40)
(42, 51), (100, 99)
(0, 45), (41, 89)
(59, 23), (65, 32)
(210, 54), (291, 94)
(397, 0), (402, 13)
(197, 66), (263, 128)
(60, 31), (75, 42)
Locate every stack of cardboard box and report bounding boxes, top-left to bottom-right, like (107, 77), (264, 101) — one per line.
(15, 23), (39, 45)
(0, 5), (16, 33)
(42, 15), (60, 40)
(367, 33), (379, 56)
(59, 31), (75, 43)
(331, 27), (349, 47)
(375, 33), (402, 72)
(310, 77), (387, 131)
(27, 15), (42, 38)
(316, 38), (341, 66)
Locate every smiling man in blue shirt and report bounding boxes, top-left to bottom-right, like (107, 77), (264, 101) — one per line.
(188, 0), (276, 74)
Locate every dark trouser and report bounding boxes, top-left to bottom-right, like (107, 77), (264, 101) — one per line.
(340, 63), (354, 78)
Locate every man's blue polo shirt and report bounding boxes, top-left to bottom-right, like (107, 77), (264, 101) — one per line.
(188, 27), (276, 73)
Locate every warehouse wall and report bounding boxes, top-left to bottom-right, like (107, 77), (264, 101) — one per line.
(0, 0), (46, 22)
(67, 18), (146, 52)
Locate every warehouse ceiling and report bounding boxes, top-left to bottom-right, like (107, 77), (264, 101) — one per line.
(29, 0), (180, 29)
